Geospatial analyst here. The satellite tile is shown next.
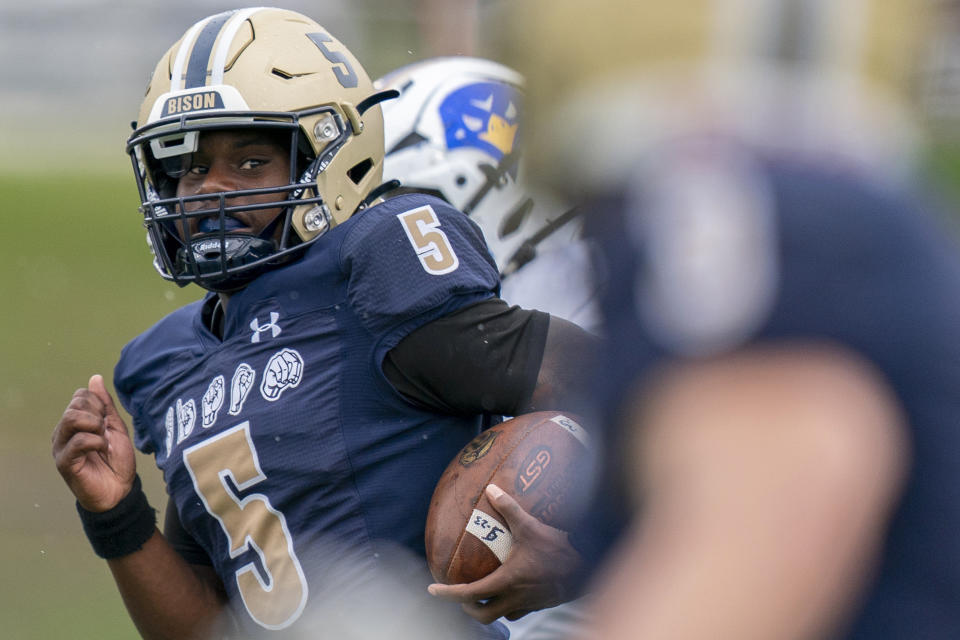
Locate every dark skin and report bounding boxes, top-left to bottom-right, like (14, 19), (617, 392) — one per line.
(176, 129), (290, 223)
(52, 375), (231, 640)
(175, 128), (292, 310)
(52, 129), (589, 636)
(428, 483), (583, 624)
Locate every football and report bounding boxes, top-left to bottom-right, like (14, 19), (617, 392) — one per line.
(425, 411), (593, 585)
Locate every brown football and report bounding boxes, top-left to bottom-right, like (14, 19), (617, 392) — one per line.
(425, 411), (593, 585)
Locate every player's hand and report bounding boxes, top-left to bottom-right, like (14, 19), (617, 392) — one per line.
(52, 374), (137, 512)
(427, 484), (582, 624)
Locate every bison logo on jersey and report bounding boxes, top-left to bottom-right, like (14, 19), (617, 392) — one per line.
(459, 429), (500, 466)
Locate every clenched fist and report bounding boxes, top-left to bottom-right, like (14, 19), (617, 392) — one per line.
(52, 374), (137, 512)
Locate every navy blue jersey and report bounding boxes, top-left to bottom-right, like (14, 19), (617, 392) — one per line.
(114, 194), (505, 636)
(588, 140), (960, 638)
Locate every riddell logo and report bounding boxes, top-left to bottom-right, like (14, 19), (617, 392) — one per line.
(161, 91), (224, 117)
(516, 447), (552, 494)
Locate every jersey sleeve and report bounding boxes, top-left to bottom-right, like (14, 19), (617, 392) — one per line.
(339, 194), (500, 356)
(163, 499), (214, 566)
(383, 299), (550, 415)
(113, 299), (208, 459)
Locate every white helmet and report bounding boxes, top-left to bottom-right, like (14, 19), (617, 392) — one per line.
(376, 57), (579, 277)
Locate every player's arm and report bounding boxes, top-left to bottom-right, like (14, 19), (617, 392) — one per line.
(52, 375), (230, 640)
(106, 532), (231, 640)
(383, 297), (598, 417)
(590, 344), (909, 640)
(384, 298), (598, 621)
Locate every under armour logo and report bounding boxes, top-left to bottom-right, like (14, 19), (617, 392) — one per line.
(250, 312), (281, 343)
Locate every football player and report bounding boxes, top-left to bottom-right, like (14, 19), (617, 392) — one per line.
(50, 8), (594, 639)
(498, 0), (960, 638)
(376, 57), (599, 638)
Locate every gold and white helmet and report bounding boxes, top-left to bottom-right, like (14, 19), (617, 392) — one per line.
(127, 7), (387, 291)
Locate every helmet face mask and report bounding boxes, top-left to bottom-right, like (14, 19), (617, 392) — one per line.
(130, 109), (342, 292)
(128, 8), (384, 292)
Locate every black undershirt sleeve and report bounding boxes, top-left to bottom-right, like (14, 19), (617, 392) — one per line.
(164, 499), (214, 566)
(383, 298), (550, 416)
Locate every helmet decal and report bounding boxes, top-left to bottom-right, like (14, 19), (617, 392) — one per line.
(160, 91), (225, 118)
(306, 32), (360, 89)
(439, 81), (520, 169)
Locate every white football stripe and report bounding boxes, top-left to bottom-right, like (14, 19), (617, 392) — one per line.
(549, 414), (590, 448)
(170, 16), (212, 92)
(210, 7), (265, 86)
(465, 509), (513, 563)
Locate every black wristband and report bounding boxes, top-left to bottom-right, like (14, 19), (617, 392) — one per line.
(76, 474), (157, 559)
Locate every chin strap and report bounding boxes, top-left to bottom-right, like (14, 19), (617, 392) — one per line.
(358, 180), (402, 210)
(462, 149), (522, 216)
(357, 89), (400, 115)
(501, 206), (583, 277)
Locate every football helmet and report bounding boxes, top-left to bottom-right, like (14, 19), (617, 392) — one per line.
(127, 7), (386, 292)
(375, 57), (579, 276)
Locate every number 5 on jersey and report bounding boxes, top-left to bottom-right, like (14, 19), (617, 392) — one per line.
(397, 205), (460, 275)
(183, 423), (308, 630)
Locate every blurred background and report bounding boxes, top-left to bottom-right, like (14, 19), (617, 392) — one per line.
(3, 1), (960, 638)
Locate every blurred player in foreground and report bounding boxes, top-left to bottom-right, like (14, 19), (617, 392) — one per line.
(50, 8), (595, 639)
(501, 0), (960, 638)
(376, 56), (599, 639)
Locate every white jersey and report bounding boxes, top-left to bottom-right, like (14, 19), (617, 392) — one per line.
(498, 235), (599, 640)
(499, 237), (601, 334)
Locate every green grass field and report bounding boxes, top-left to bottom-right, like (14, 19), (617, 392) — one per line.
(0, 170), (200, 639)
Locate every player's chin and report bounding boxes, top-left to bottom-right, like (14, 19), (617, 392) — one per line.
(245, 208), (287, 236)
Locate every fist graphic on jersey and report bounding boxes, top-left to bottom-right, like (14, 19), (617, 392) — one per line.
(202, 375), (225, 428)
(230, 364), (256, 415)
(261, 348), (304, 401)
(176, 398), (197, 443)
